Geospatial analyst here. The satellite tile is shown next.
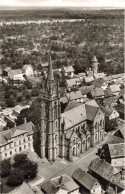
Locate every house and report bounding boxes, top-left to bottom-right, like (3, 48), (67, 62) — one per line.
(72, 168), (103, 194)
(3, 66), (12, 76)
(66, 78), (81, 90)
(66, 90), (83, 102)
(89, 158), (125, 193)
(114, 123), (125, 139)
(108, 143), (125, 167)
(88, 87), (105, 99)
(115, 104), (125, 120)
(62, 66), (74, 78)
(8, 69), (25, 81)
(79, 86), (94, 98)
(92, 78), (107, 90)
(105, 134), (124, 144)
(109, 85), (121, 96)
(93, 73), (105, 79)
(103, 88), (113, 98)
(0, 120), (36, 160)
(9, 182), (35, 194)
(100, 105), (119, 120)
(22, 64), (34, 76)
(84, 76), (94, 83)
(41, 174), (79, 194)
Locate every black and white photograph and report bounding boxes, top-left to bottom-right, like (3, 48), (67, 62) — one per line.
(0, 0), (124, 193)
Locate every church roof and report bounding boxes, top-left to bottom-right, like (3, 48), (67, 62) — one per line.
(61, 104), (87, 129)
(64, 101), (82, 112)
(85, 105), (99, 121)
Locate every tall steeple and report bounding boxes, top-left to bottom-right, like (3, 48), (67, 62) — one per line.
(47, 50), (54, 81)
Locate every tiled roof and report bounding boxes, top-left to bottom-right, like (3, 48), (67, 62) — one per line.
(66, 78), (80, 87)
(110, 85), (121, 93)
(4, 66), (11, 72)
(115, 104), (124, 114)
(91, 87), (104, 97)
(104, 88), (113, 98)
(41, 174), (79, 194)
(10, 182), (34, 194)
(60, 96), (68, 104)
(108, 143), (124, 158)
(22, 64), (32, 70)
(0, 122), (35, 146)
(85, 99), (99, 107)
(12, 69), (22, 75)
(64, 101), (82, 112)
(85, 105), (99, 121)
(73, 168), (97, 191)
(106, 134), (124, 144)
(79, 86), (93, 95)
(100, 105), (114, 117)
(61, 104), (87, 129)
(63, 66), (74, 73)
(114, 123), (125, 138)
(66, 90), (83, 100)
(92, 78), (105, 88)
(89, 158), (114, 181)
(84, 76), (94, 83)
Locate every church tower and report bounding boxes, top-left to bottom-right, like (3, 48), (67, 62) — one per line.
(40, 51), (61, 162)
(91, 55), (98, 74)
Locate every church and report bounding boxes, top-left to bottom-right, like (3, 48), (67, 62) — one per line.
(40, 53), (105, 162)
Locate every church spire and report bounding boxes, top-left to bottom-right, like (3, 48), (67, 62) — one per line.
(47, 50), (54, 81)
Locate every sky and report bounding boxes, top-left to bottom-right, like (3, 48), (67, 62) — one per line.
(0, 0), (125, 7)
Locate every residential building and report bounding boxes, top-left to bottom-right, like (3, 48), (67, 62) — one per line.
(41, 174), (79, 194)
(22, 64), (34, 76)
(92, 78), (108, 90)
(89, 158), (125, 193)
(62, 66), (74, 78)
(88, 87), (105, 99)
(100, 105), (119, 120)
(109, 85), (121, 96)
(0, 121), (35, 160)
(3, 66), (12, 76)
(103, 88), (113, 98)
(73, 168), (103, 194)
(66, 78), (81, 90)
(8, 69), (25, 81)
(66, 90), (83, 102)
(40, 54), (105, 162)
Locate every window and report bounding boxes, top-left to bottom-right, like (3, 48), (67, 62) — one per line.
(73, 147), (75, 156)
(9, 144), (11, 148)
(55, 135), (57, 143)
(5, 153), (7, 157)
(19, 140), (21, 145)
(82, 140), (85, 145)
(28, 143), (30, 148)
(73, 138), (75, 145)
(14, 142), (16, 146)
(19, 147), (22, 151)
(24, 145), (26, 149)
(10, 151), (12, 155)
(23, 139), (25, 143)
(95, 122), (98, 129)
(95, 134), (98, 142)
(15, 149), (16, 152)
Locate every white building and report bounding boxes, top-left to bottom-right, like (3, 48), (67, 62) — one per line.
(0, 121), (35, 160)
(22, 65), (34, 76)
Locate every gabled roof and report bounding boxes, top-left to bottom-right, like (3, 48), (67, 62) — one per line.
(89, 158), (114, 181)
(106, 134), (124, 144)
(79, 86), (93, 95)
(66, 78), (80, 87)
(63, 66), (74, 73)
(92, 78), (105, 88)
(114, 123), (125, 139)
(110, 85), (121, 93)
(10, 182), (34, 194)
(73, 168), (98, 191)
(61, 104), (87, 129)
(108, 143), (124, 158)
(85, 105), (99, 121)
(66, 90), (83, 101)
(104, 88), (113, 98)
(84, 76), (94, 83)
(4, 66), (11, 72)
(100, 105), (115, 117)
(60, 96), (68, 104)
(22, 64), (32, 70)
(64, 101), (82, 112)
(91, 87), (104, 97)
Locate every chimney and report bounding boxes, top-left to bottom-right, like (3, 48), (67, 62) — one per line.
(24, 118), (27, 124)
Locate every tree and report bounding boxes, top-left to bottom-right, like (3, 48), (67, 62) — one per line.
(105, 118), (118, 132)
(74, 58), (89, 73)
(7, 168), (24, 186)
(0, 159), (11, 178)
(14, 154), (28, 168)
(20, 160), (38, 179)
(6, 98), (15, 107)
(17, 96), (23, 102)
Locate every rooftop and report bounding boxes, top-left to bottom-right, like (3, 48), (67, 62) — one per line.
(63, 66), (74, 73)
(108, 143), (124, 158)
(73, 168), (98, 191)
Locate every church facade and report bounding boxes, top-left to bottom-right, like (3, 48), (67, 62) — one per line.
(40, 54), (105, 162)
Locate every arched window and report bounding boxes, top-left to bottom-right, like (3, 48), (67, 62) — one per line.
(55, 135), (57, 143)
(95, 122), (98, 130)
(82, 140), (85, 145)
(73, 147), (76, 156)
(100, 119), (103, 127)
(73, 138), (75, 145)
(95, 134), (98, 142)
(100, 131), (102, 139)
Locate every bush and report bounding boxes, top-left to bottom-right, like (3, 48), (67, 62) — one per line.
(7, 168), (24, 186)
(0, 159), (11, 178)
(17, 96), (22, 102)
(6, 98), (15, 107)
